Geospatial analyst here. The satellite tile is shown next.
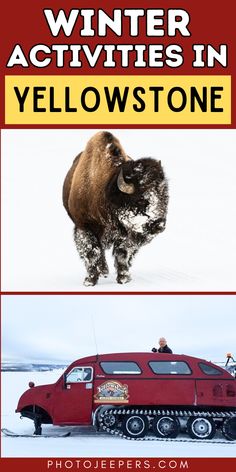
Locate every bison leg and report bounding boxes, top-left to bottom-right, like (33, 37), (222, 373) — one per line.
(98, 256), (109, 278)
(113, 239), (138, 284)
(74, 227), (107, 286)
(128, 248), (138, 268)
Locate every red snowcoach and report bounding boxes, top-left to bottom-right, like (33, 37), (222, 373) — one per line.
(16, 352), (236, 440)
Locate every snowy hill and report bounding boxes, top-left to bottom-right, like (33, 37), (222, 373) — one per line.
(1, 361), (68, 372)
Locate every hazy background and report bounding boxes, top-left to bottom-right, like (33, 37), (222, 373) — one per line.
(2, 294), (235, 364)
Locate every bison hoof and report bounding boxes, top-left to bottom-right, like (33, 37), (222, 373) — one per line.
(98, 264), (109, 278)
(84, 276), (98, 286)
(117, 273), (131, 284)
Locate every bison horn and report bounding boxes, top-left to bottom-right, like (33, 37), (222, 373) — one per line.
(117, 168), (135, 194)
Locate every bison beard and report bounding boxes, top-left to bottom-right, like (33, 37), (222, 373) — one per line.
(63, 131), (169, 286)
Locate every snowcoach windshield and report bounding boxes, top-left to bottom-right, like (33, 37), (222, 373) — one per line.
(66, 366), (93, 383)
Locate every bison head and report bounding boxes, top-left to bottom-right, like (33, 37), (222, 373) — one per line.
(107, 158), (166, 203)
(106, 157), (168, 235)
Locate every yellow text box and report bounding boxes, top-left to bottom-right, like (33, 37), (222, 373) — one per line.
(5, 75), (231, 125)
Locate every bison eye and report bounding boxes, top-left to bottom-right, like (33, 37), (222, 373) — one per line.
(110, 144), (121, 156)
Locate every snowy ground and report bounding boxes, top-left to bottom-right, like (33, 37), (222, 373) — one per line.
(2, 129), (236, 292)
(1, 370), (236, 458)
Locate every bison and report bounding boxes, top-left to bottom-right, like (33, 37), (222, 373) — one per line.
(63, 131), (168, 286)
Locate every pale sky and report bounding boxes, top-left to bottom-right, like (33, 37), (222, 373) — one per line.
(2, 295), (236, 365)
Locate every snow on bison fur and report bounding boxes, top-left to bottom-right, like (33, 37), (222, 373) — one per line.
(63, 131), (169, 286)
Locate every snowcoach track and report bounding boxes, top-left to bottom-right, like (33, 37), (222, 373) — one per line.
(98, 406), (236, 444)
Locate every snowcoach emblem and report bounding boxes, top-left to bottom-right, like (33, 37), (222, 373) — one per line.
(94, 381), (129, 403)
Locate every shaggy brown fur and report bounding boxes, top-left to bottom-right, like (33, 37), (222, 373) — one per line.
(63, 131), (130, 232)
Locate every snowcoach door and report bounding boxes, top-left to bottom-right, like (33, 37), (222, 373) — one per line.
(53, 366), (94, 425)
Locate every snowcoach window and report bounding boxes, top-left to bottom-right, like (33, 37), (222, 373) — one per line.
(198, 363), (223, 376)
(149, 361), (191, 375)
(100, 362), (141, 375)
(66, 367), (93, 383)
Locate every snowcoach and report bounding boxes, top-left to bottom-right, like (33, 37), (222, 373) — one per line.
(16, 352), (236, 441)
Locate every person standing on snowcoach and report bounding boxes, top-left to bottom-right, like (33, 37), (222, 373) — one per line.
(152, 337), (173, 353)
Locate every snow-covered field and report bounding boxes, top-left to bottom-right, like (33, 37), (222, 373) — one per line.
(2, 129), (236, 291)
(1, 370), (236, 458)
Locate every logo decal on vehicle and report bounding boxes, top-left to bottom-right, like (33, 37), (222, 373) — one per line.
(94, 381), (129, 403)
